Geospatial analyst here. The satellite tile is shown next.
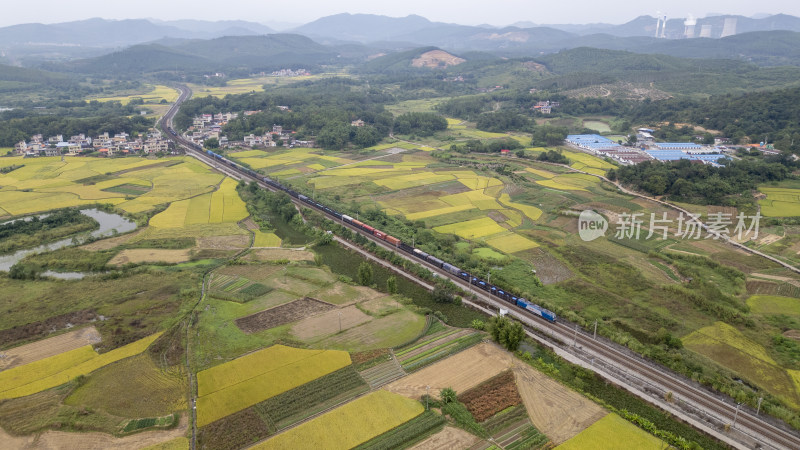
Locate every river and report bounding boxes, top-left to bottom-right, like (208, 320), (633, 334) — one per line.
(0, 209), (136, 278)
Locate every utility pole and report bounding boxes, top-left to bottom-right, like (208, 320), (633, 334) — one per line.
(756, 397), (763, 416)
(732, 402), (742, 430)
(426, 385), (430, 410)
(487, 271), (491, 286)
(572, 324), (578, 347)
(593, 320), (598, 339)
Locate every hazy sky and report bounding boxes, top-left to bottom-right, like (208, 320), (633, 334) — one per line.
(3, 0), (798, 28)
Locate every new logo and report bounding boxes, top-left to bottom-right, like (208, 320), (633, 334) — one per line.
(578, 210), (608, 242)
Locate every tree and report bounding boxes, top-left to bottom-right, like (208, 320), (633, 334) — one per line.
(489, 315), (525, 351)
(440, 387), (457, 404)
(386, 275), (398, 294)
(432, 285), (455, 303)
(204, 137), (219, 149)
(357, 262), (373, 286)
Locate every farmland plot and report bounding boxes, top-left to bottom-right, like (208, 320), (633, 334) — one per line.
(251, 390), (423, 449)
(386, 343), (514, 400)
(195, 345), (351, 426)
(0, 326), (101, 370)
(0, 333), (162, 400)
(556, 413), (664, 449)
(513, 363), (606, 444)
(235, 297), (336, 333)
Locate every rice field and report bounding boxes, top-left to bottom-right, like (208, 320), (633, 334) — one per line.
(0, 333), (161, 400)
(747, 295), (800, 316)
(195, 345), (351, 426)
(251, 390), (423, 449)
(433, 217), (507, 239)
(759, 187), (800, 217)
(90, 84), (178, 105)
(148, 178), (247, 229)
(536, 174), (600, 192)
(555, 413), (664, 449)
(253, 231), (282, 247)
(483, 232), (539, 253)
(498, 193), (542, 221)
(0, 156), (225, 217)
(524, 168), (556, 179)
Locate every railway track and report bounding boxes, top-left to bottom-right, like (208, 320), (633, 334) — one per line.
(160, 85), (800, 450)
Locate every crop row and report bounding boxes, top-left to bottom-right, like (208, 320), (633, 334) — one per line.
(394, 329), (461, 357)
(254, 366), (369, 430)
(401, 333), (483, 372)
(121, 413), (178, 433)
(353, 410), (446, 450)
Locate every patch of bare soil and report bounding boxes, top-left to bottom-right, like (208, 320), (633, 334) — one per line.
(411, 50), (465, 68)
(79, 229), (144, 251)
(410, 426), (479, 450)
(196, 235), (249, 250)
(385, 342), (514, 400)
(514, 364), (606, 444)
(235, 297), (335, 333)
(291, 305), (372, 340)
(783, 330), (800, 341)
(0, 309), (99, 351)
(108, 249), (192, 266)
(0, 326), (101, 371)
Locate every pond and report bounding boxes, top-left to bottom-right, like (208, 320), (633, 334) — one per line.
(0, 208), (137, 277)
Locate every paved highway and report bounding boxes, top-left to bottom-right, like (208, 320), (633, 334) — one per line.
(160, 85), (800, 450)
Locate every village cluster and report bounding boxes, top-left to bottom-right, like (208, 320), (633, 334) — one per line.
(12, 129), (174, 157)
(184, 110), (319, 149)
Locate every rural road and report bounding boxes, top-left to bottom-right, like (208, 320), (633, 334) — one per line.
(161, 88), (800, 450)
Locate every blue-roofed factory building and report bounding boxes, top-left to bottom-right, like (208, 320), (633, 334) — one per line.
(565, 134), (727, 167)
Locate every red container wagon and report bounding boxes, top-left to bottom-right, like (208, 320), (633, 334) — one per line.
(385, 235), (401, 247)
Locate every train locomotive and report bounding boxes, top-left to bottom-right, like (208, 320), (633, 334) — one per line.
(203, 149), (556, 324)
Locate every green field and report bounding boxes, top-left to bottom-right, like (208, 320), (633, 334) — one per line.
(747, 295), (800, 316)
(683, 322), (800, 407)
(759, 187), (800, 217)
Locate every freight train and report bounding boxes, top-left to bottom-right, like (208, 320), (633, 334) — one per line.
(205, 149), (557, 323)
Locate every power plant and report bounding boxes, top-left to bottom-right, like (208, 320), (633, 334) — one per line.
(654, 12), (668, 38)
(683, 14), (696, 39)
(721, 17), (738, 37)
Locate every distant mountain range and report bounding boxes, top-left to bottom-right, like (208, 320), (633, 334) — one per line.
(53, 34), (339, 76)
(5, 13), (800, 75)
